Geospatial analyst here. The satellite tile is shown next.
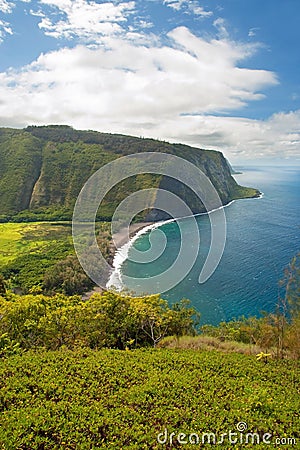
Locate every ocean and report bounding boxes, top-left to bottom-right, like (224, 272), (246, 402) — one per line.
(110, 166), (300, 325)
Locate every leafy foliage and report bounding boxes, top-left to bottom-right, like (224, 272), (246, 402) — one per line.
(0, 333), (20, 358)
(0, 348), (299, 448)
(43, 255), (94, 295)
(0, 291), (198, 351)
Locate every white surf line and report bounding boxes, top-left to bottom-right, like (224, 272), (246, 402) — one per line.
(106, 221), (170, 290)
(106, 194), (263, 290)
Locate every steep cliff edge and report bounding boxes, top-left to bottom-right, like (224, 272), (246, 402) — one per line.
(0, 125), (260, 221)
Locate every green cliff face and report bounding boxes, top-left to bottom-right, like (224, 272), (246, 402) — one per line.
(0, 125), (260, 221)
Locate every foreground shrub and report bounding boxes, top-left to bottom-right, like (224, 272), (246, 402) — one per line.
(0, 292), (198, 350)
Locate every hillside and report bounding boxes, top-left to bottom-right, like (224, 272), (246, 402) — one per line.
(0, 125), (259, 221)
(0, 348), (299, 449)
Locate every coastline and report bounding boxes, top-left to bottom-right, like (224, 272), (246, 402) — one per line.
(106, 221), (163, 291)
(85, 190), (264, 297)
(109, 222), (154, 257)
(82, 222), (154, 299)
(106, 192), (264, 291)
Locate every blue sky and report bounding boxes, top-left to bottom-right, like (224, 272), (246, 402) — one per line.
(0, 0), (299, 163)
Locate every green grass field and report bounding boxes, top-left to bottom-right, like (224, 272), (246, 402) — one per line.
(0, 222), (74, 292)
(0, 222), (72, 266)
(0, 222), (112, 293)
(0, 348), (299, 449)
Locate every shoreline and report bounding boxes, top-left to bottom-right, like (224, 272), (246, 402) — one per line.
(106, 221), (162, 291)
(106, 221), (155, 268)
(82, 222), (154, 299)
(86, 191), (264, 296)
(109, 222), (154, 257)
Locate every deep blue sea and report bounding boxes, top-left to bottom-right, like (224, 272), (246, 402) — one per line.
(120, 166), (300, 325)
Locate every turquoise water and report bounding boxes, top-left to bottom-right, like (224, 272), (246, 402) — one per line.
(121, 166), (300, 325)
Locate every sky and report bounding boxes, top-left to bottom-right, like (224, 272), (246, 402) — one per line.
(0, 0), (299, 164)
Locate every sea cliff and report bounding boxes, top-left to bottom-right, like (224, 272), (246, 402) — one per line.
(0, 125), (260, 221)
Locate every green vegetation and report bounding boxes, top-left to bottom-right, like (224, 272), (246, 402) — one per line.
(0, 125), (297, 449)
(0, 252), (298, 448)
(0, 125), (260, 222)
(231, 185), (260, 200)
(0, 292), (198, 351)
(0, 129), (42, 216)
(0, 348), (299, 449)
(0, 252), (299, 357)
(0, 222), (72, 266)
(0, 222), (111, 294)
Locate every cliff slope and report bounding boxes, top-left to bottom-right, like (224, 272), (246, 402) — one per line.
(0, 125), (260, 221)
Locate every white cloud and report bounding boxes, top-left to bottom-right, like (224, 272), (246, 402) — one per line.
(0, 27), (277, 115)
(0, 18), (13, 42)
(136, 20), (153, 29)
(0, 0), (14, 43)
(148, 111), (300, 161)
(0, 0), (14, 14)
(34, 0), (136, 41)
(192, 6), (212, 17)
(248, 27), (260, 38)
(164, 0), (212, 17)
(213, 18), (229, 39)
(0, 26), (290, 161)
(29, 9), (45, 17)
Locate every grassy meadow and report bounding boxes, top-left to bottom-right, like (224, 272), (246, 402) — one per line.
(0, 222), (72, 266)
(0, 222), (112, 293)
(0, 222), (73, 291)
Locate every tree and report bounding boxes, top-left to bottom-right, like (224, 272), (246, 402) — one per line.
(43, 255), (94, 295)
(167, 299), (200, 341)
(284, 253), (300, 317)
(276, 253), (300, 358)
(0, 275), (5, 295)
(129, 295), (168, 347)
(130, 296), (199, 347)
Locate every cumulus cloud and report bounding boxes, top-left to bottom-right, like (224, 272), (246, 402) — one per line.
(0, 28), (277, 116)
(34, 0), (136, 41)
(0, 26), (292, 161)
(148, 111), (300, 161)
(0, 0), (14, 14)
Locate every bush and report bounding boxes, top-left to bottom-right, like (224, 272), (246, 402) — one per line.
(0, 292), (199, 351)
